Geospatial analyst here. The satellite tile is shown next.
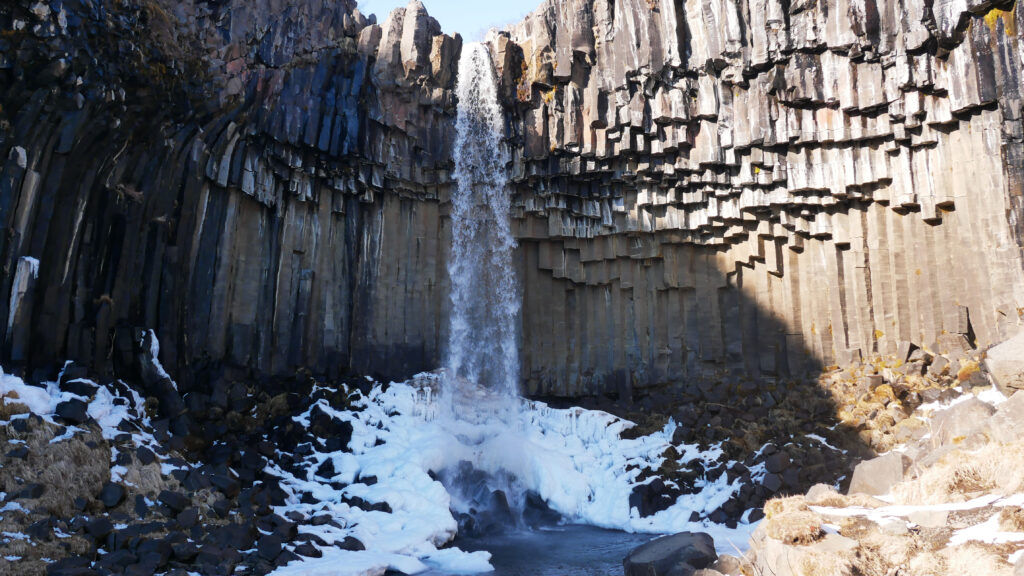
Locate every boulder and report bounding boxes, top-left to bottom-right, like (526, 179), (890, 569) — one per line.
(624, 532), (717, 576)
(100, 482), (126, 508)
(984, 390), (1024, 444)
(985, 330), (1024, 396)
(55, 399), (89, 424)
(805, 483), (840, 505)
(848, 453), (909, 496)
(158, 490), (189, 513)
(931, 397), (996, 446)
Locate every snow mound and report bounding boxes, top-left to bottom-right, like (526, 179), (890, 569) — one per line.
(270, 374), (757, 575)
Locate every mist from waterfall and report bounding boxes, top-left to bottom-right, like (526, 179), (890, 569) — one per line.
(446, 42), (520, 406)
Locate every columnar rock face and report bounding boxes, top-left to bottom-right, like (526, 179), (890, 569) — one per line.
(0, 0), (460, 389)
(494, 0), (1024, 394)
(2, 0), (1023, 399)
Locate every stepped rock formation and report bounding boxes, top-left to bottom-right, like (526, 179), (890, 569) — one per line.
(2, 0), (1023, 399)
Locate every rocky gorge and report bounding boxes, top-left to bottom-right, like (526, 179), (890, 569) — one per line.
(2, 0), (1024, 574)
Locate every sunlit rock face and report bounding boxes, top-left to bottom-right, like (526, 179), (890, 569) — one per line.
(1, 0), (1023, 399)
(493, 0), (1024, 394)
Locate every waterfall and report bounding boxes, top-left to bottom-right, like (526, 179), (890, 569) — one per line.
(439, 42), (531, 535)
(446, 43), (520, 404)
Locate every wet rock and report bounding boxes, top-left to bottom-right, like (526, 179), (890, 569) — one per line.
(171, 541), (199, 562)
(136, 446), (156, 465)
(176, 507), (199, 529)
(339, 536), (365, 551)
(523, 490), (562, 527)
(209, 473), (241, 498)
(624, 532), (717, 576)
(629, 478), (678, 517)
(19, 482), (45, 498)
(135, 539), (172, 570)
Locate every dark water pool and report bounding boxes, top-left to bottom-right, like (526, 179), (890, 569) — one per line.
(424, 525), (657, 576)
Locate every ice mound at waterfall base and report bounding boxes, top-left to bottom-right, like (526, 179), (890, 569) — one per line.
(269, 373), (758, 576)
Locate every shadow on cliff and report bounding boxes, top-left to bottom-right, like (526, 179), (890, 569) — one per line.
(526, 243), (876, 523)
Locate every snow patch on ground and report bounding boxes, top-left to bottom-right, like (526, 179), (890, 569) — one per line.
(949, 513), (1024, 546)
(271, 374), (758, 576)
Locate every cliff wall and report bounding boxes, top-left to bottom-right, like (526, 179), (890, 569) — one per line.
(0, 0), (461, 390)
(1, 0), (1023, 398)
(494, 0), (1024, 394)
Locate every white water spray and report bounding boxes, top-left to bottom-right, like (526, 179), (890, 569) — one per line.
(438, 42), (529, 533)
(446, 43), (520, 406)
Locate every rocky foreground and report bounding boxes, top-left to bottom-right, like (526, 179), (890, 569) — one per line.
(625, 331), (1024, 576)
(0, 329), (1018, 575)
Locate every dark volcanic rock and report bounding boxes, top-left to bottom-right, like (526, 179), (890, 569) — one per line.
(100, 483), (126, 508)
(85, 517), (114, 540)
(157, 490), (189, 513)
(258, 533), (284, 561)
(55, 400), (89, 424)
(623, 532), (717, 576)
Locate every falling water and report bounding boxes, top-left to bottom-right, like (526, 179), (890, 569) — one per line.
(446, 43), (520, 405)
(440, 42), (528, 534)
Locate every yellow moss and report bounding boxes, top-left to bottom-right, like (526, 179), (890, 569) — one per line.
(957, 361), (980, 381)
(873, 384), (896, 402)
(984, 6), (1017, 37)
(874, 329), (885, 340)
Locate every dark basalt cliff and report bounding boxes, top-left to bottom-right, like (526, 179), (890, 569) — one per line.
(2, 0), (1024, 399)
(0, 0), (461, 391)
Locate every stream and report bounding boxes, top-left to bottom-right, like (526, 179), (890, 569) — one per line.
(423, 525), (657, 576)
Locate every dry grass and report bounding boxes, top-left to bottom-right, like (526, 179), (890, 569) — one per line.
(0, 417), (110, 517)
(941, 543), (1014, 576)
(763, 497), (825, 545)
(120, 459), (171, 498)
(764, 496), (809, 518)
(805, 487), (887, 510)
(847, 522), (919, 575)
(891, 441), (1024, 505)
(998, 507), (1024, 532)
(0, 498), (92, 576)
(766, 510), (825, 545)
(0, 392), (29, 419)
(796, 551), (855, 576)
